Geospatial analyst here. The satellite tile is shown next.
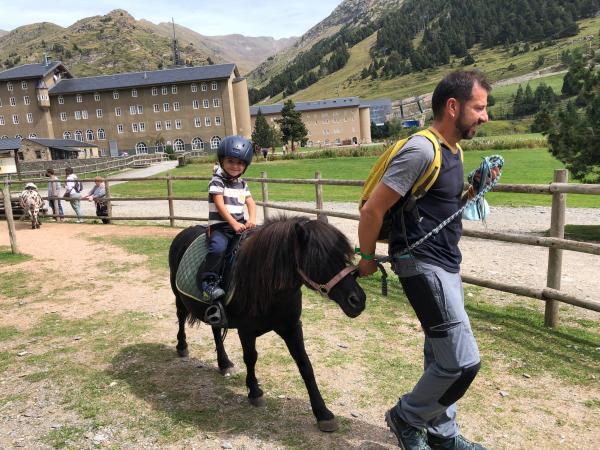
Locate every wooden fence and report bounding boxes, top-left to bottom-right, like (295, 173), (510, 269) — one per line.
(2, 169), (599, 327)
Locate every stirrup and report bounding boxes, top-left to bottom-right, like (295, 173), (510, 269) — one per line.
(204, 302), (228, 328)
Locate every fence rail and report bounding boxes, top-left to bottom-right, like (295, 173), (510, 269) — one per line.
(2, 169), (599, 326)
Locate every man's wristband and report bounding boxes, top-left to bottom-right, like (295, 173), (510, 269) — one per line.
(354, 247), (375, 261)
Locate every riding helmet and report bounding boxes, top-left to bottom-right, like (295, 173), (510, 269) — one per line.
(217, 135), (254, 172)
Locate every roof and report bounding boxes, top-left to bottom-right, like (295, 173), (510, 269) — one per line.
(28, 138), (97, 148)
(0, 138), (21, 151)
(52, 146), (84, 152)
(361, 98), (392, 108)
(250, 97), (361, 116)
(49, 63), (238, 95)
(0, 62), (67, 81)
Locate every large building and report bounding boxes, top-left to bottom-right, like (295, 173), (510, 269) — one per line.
(361, 98), (392, 126)
(250, 97), (371, 147)
(0, 59), (251, 156)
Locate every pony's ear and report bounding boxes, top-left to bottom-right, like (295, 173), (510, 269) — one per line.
(295, 220), (309, 246)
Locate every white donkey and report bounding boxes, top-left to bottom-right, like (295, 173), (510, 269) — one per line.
(19, 183), (44, 229)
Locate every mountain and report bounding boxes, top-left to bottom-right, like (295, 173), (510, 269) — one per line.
(0, 30), (7, 38)
(0, 9), (296, 77)
(139, 20), (297, 75)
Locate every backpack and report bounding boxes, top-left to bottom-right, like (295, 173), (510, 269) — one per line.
(359, 128), (463, 242)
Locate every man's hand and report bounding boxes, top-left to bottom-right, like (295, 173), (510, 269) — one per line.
(358, 258), (378, 277)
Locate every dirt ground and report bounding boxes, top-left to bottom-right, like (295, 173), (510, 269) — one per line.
(0, 220), (599, 449)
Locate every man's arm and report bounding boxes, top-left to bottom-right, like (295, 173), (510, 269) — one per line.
(357, 182), (402, 276)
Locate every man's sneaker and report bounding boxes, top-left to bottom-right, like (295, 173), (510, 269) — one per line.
(201, 280), (225, 302)
(428, 434), (487, 450)
(385, 407), (430, 450)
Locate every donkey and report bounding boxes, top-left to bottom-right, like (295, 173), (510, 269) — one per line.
(169, 216), (366, 432)
(19, 183), (44, 229)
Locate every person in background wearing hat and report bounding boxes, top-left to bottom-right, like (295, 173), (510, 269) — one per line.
(45, 168), (64, 221)
(81, 176), (109, 224)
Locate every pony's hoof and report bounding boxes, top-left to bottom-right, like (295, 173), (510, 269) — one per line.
(248, 395), (266, 407)
(220, 365), (235, 376)
(317, 418), (339, 432)
(176, 347), (189, 357)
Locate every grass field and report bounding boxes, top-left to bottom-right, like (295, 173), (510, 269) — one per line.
(111, 148), (600, 208)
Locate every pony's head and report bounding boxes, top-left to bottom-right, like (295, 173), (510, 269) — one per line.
(231, 216), (366, 318)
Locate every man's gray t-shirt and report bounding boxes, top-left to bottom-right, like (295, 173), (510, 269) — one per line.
(381, 135), (435, 197)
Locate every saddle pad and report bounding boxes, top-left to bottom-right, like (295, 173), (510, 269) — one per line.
(175, 233), (211, 304)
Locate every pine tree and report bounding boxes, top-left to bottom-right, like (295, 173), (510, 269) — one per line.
(276, 100), (308, 152)
(251, 109), (273, 149)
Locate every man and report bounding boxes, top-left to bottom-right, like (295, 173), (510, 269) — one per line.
(358, 71), (491, 450)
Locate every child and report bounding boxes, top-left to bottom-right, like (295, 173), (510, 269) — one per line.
(201, 135), (257, 327)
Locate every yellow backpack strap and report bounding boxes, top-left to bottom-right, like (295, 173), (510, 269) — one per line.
(410, 129), (441, 198)
(359, 137), (408, 204)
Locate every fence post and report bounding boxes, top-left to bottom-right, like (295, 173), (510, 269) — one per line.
(2, 177), (18, 254)
(167, 174), (174, 227)
(545, 169), (567, 327)
(315, 171), (328, 222)
(104, 179), (113, 222)
(260, 171), (270, 221)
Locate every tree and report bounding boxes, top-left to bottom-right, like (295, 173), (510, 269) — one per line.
(251, 109), (273, 149)
(276, 100), (308, 152)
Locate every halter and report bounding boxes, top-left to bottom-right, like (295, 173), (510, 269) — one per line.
(298, 265), (358, 297)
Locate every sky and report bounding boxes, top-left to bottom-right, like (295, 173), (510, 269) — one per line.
(0, 0), (343, 39)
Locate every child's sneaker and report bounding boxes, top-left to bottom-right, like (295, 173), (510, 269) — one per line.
(201, 280), (225, 302)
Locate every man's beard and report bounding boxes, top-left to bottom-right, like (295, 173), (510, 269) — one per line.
(456, 110), (479, 140)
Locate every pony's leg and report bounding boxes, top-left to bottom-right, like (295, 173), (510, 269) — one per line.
(277, 320), (338, 432)
(237, 328), (265, 406)
(211, 326), (234, 375)
(175, 294), (189, 357)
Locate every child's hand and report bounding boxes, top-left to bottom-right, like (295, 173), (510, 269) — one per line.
(232, 222), (246, 233)
(245, 220), (256, 229)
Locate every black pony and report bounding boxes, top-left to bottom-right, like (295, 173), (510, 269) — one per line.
(169, 216), (366, 431)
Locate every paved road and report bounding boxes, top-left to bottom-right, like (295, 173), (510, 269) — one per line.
(80, 159), (179, 191)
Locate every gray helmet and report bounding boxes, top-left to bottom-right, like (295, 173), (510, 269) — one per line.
(217, 135), (254, 171)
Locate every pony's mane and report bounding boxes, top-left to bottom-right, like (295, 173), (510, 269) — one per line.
(230, 215), (353, 316)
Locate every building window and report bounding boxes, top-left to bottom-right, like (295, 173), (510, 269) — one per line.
(0, 135), (7, 139)
(203, 99), (209, 108)
(153, 104), (160, 113)
(97, 128), (106, 140)
(74, 130), (83, 141)
(96, 109), (103, 118)
(211, 81), (218, 90)
(0, 98), (2, 106)
(29, 133), (37, 138)
(60, 112), (67, 121)
(161, 86), (168, 95)
(76, 94), (82, 103)
(155, 142), (165, 153)
(193, 100), (200, 109)
(7, 82), (13, 91)
(0, 116), (4, 125)
(130, 105), (136, 115)
(24, 96), (30, 105)
(131, 89), (138, 97)
(194, 117), (201, 127)
(75, 111), (82, 120)
(15, 134), (21, 140)
(192, 137), (204, 150)
(213, 98), (220, 107)
(191, 83), (197, 92)
(94, 92), (101, 101)
(201, 83), (207, 91)
(26, 113), (33, 123)
(174, 139), (185, 152)
(165, 120), (172, 130)
(132, 123), (139, 133)
(86, 129), (94, 141)
(210, 135), (221, 150)
(135, 142), (148, 154)
(21, 81), (28, 90)
(113, 90), (119, 99)
(137, 105), (143, 114)
(35, 150), (42, 159)
(139, 122), (145, 132)
(12, 114), (18, 124)
(215, 116), (221, 126)
(205, 116), (211, 127)
(175, 119), (182, 129)
(171, 85), (178, 94)
(81, 110), (88, 119)
(152, 87), (158, 96)
(115, 107), (122, 117)
(58, 95), (64, 104)
(163, 103), (170, 112)
(173, 101), (180, 111)
(117, 124), (124, 133)
(155, 121), (162, 131)
(9, 97), (16, 106)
